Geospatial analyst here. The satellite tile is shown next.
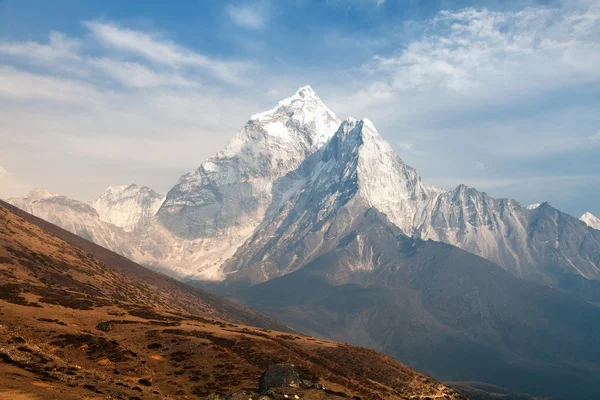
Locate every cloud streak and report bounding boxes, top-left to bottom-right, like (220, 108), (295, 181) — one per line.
(225, 3), (267, 30)
(83, 21), (251, 85)
(353, 4), (600, 107)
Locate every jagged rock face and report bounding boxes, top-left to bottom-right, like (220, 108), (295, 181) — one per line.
(225, 117), (600, 289)
(90, 184), (164, 232)
(581, 212), (600, 230)
(418, 192), (600, 285)
(224, 118), (441, 284)
(417, 186), (531, 278)
(156, 86), (340, 240)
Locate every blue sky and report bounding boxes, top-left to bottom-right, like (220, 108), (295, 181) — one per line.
(0, 0), (599, 218)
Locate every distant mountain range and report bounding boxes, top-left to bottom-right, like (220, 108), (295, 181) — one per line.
(6, 86), (600, 399)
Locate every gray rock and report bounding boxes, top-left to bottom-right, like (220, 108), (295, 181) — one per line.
(259, 363), (300, 392)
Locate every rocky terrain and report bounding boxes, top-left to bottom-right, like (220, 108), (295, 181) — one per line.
(0, 200), (464, 400)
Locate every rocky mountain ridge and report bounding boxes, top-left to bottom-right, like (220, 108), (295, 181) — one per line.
(90, 184), (164, 232)
(6, 87), (600, 289)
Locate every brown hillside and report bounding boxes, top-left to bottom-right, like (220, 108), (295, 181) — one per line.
(0, 201), (465, 399)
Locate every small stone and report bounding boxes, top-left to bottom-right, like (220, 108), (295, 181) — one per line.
(96, 321), (113, 332)
(294, 396), (299, 399)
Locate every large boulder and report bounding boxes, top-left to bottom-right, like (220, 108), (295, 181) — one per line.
(258, 363), (300, 392)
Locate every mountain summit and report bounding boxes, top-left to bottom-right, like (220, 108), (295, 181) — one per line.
(581, 211), (600, 230)
(90, 184), (164, 232)
(156, 86), (340, 240)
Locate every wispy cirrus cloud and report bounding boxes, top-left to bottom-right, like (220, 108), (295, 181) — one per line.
(225, 2), (268, 30)
(0, 165), (12, 178)
(82, 21), (252, 85)
(0, 20), (274, 199)
(359, 5), (600, 99)
(0, 163), (33, 199)
(0, 32), (81, 62)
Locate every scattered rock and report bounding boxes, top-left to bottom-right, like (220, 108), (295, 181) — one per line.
(259, 363), (300, 392)
(96, 321), (113, 332)
(138, 378), (152, 386)
(206, 393), (221, 400)
(224, 390), (251, 400)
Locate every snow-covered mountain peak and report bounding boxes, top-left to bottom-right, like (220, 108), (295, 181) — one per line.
(527, 203), (542, 210)
(251, 85), (327, 118)
(94, 184), (160, 204)
(267, 117), (444, 235)
(325, 118), (394, 162)
(23, 188), (59, 201)
(156, 87), (341, 241)
(581, 212), (600, 230)
(244, 86), (339, 150)
(90, 184), (164, 232)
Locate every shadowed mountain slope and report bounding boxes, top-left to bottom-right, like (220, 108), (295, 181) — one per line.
(233, 205), (600, 399)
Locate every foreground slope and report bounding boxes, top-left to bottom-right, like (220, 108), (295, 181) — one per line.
(0, 201), (463, 400)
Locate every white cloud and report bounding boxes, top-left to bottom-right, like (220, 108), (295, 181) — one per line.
(0, 22), (279, 199)
(89, 58), (198, 89)
(82, 21), (251, 84)
(477, 161), (485, 170)
(0, 31), (81, 63)
(225, 3), (266, 30)
(0, 66), (103, 104)
(590, 130), (600, 139)
(0, 164), (34, 199)
(359, 4), (600, 100)
(0, 165), (12, 177)
(395, 141), (422, 155)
